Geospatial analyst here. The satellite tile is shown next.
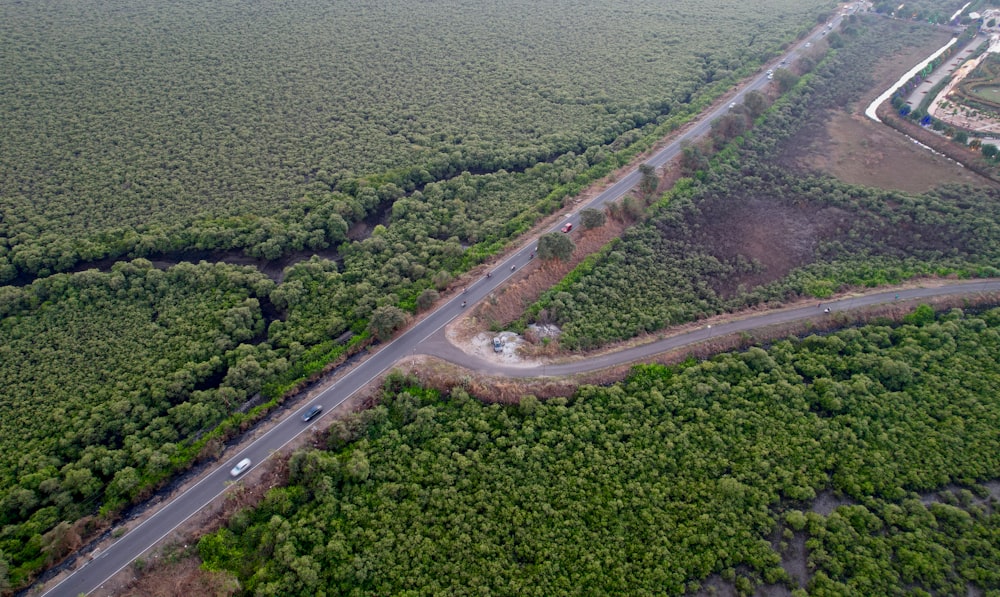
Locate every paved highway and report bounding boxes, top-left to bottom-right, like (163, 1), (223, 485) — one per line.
(39, 12), (868, 597)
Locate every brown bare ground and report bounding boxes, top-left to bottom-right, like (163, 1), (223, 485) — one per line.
(801, 111), (991, 193)
(473, 215), (631, 328)
(117, 556), (239, 597)
(691, 197), (852, 298)
(784, 25), (997, 193)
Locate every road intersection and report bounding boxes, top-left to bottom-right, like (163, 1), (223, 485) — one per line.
(37, 11), (944, 597)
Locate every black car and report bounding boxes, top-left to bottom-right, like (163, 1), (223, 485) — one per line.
(302, 405), (323, 422)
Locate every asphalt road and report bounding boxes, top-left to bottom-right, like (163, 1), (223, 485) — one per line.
(38, 12), (884, 597)
(420, 280), (1000, 377)
(904, 34), (985, 109)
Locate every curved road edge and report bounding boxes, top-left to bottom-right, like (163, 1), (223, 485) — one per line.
(419, 280), (1000, 377)
(33, 15), (944, 595)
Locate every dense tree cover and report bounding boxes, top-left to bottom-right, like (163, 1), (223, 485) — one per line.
(0, 0), (835, 282)
(0, 261), (277, 586)
(0, 1), (846, 587)
(530, 16), (1000, 349)
(792, 494), (1000, 595)
(199, 310), (1000, 595)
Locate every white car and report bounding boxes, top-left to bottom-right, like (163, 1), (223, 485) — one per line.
(230, 458), (252, 477)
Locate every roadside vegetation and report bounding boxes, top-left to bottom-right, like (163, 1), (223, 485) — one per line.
(527, 15), (1000, 350)
(0, 262), (277, 584)
(0, 0), (842, 589)
(0, 0), (832, 284)
(198, 308), (1000, 595)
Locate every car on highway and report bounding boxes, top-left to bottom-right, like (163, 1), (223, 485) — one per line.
(302, 404), (323, 422)
(805, 42), (812, 48)
(230, 458), (252, 477)
(561, 222), (573, 233)
(729, 102), (736, 109)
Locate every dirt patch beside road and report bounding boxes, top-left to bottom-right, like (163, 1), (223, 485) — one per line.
(782, 25), (995, 193)
(798, 111), (989, 192)
(692, 196), (851, 298)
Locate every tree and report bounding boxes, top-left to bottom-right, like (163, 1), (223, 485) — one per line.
(638, 164), (659, 199)
(432, 270), (453, 291)
(40, 521), (81, 565)
(774, 69), (800, 93)
(710, 112), (748, 147)
(416, 288), (439, 312)
(743, 90), (770, 118)
(368, 305), (408, 340)
(982, 143), (999, 159)
(904, 304), (935, 326)
(952, 130), (969, 145)
(679, 140), (711, 176)
(580, 208), (606, 230)
(537, 232), (575, 261)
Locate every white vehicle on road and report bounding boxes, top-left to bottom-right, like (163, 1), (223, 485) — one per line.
(230, 458), (252, 477)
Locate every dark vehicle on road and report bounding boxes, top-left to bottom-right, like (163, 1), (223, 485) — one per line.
(302, 405), (323, 422)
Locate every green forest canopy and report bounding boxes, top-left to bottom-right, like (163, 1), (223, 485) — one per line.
(0, 0), (833, 279)
(3, 1), (987, 591)
(527, 15), (1000, 349)
(0, 261), (278, 586)
(200, 309), (1000, 596)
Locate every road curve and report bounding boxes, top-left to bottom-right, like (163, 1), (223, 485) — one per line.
(38, 14), (866, 597)
(420, 280), (1000, 377)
